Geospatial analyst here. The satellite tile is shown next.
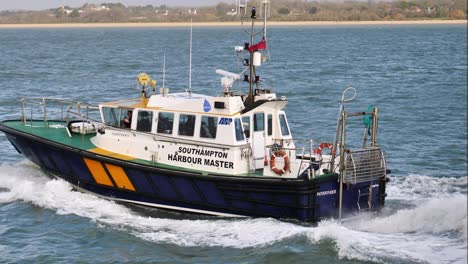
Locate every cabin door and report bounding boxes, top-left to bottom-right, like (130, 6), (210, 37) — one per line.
(252, 112), (266, 169)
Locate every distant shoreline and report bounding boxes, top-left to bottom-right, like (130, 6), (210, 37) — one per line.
(0, 20), (466, 28)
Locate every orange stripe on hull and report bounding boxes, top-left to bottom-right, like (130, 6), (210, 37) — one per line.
(83, 158), (114, 187)
(88, 148), (134, 161)
(105, 164), (136, 191)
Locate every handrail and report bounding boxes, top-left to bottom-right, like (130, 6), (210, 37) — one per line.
(19, 97), (94, 105)
(265, 142), (336, 179)
(19, 97), (100, 127)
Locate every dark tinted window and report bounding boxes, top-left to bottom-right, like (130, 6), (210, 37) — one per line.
(235, 118), (245, 141)
(178, 114), (196, 136)
(200, 116), (218, 139)
(267, 114), (272, 136)
(254, 113), (264, 131)
(136, 110), (153, 132)
(279, 114), (290, 136)
(242, 116), (250, 138)
(157, 112), (174, 134)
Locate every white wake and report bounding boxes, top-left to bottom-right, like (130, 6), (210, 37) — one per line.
(0, 162), (466, 264)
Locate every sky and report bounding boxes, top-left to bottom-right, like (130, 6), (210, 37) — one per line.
(0, 0), (236, 11)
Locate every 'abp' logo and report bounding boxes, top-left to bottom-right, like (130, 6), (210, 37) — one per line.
(219, 118), (233, 125)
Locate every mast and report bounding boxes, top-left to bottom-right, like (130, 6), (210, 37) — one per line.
(189, 17), (193, 95)
(246, 7), (256, 106)
(263, 0), (268, 39)
(162, 52), (166, 88)
(244, 1), (268, 107)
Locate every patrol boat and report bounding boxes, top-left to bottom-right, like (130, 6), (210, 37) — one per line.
(0, 2), (389, 222)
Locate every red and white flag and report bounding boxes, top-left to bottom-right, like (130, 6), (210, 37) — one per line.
(248, 37), (267, 52)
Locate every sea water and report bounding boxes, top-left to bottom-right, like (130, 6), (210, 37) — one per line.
(0, 25), (466, 264)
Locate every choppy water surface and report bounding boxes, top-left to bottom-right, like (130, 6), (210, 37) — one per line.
(0, 25), (466, 264)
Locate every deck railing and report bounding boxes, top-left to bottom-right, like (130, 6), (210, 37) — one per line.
(19, 97), (100, 127)
(266, 138), (337, 178)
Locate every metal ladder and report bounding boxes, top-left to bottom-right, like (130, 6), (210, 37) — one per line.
(357, 185), (373, 211)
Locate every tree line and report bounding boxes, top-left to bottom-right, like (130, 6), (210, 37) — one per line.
(0, 0), (466, 24)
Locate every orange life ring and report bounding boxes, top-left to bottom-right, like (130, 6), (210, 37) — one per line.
(270, 150), (290, 176)
(314, 142), (336, 156)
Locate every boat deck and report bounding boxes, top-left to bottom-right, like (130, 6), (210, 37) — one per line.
(2, 120), (337, 181)
(6, 120), (96, 149)
(1, 120), (269, 177)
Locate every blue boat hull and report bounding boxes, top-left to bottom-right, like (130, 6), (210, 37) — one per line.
(1, 123), (387, 222)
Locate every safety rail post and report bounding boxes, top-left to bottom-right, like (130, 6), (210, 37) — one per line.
(30, 102), (33, 127)
(371, 107), (378, 147)
(61, 105), (64, 122)
(332, 117), (341, 177)
(309, 139), (314, 178)
(350, 153), (357, 184)
(362, 122), (368, 148)
(309, 139), (313, 159)
(299, 146), (306, 178)
(42, 98), (47, 127)
(21, 99), (26, 125)
(338, 110), (346, 220)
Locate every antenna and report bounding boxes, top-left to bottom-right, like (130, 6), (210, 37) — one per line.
(162, 52), (166, 88)
(263, 0), (270, 39)
(160, 52), (169, 97)
(237, 0), (247, 17)
(188, 16), (193, 95)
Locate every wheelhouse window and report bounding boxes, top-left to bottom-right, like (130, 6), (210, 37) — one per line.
(178, 114), (196, 137)
(122, 109), (134, 129)
(157, 112), (174, 134)
(267, 114), (273, 136)
(279, 114), (290, 136)
(136, 110), (153, 132)
(235, 118), (245, 141)
(102, 107), (120, 127)
(254, 113), (264, 132)
(242, 116), (250, 138)
(200, 116), (218, 139)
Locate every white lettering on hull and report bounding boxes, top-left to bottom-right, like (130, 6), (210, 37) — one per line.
(316, 189), (337, 196)
(178, 146), (228, 159)
(167, 146), (234, 169)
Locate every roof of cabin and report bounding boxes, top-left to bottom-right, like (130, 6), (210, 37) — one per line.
(101, 93), (246, 116)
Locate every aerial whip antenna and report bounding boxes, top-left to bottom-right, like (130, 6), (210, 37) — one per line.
(162, 52), (166, 88)
(188, 16), (193, 96)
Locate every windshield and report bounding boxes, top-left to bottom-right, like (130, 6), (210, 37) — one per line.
(279, 113), (290, 136)
(234, 118), (245, 141)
